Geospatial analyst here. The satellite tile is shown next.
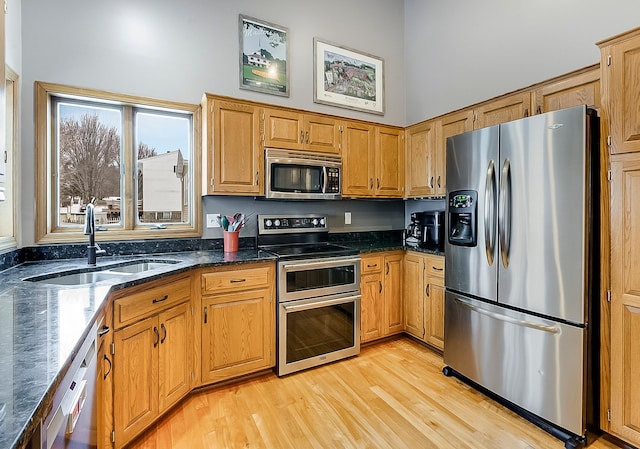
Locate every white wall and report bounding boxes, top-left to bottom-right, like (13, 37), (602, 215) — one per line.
(404, 0), (640, 124)
(19, 0), (406, 245)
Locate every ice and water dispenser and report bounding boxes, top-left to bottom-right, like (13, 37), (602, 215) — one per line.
(448, 190), (477, 247)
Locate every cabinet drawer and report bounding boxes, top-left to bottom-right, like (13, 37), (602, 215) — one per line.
(114, 276), (191, 329)
(425, 256), (445, 278)
(201, 266), (271, 295)
(361, 255), (383, 274)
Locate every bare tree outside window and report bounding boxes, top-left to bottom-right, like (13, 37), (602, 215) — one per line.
(56, 104), (123, 227)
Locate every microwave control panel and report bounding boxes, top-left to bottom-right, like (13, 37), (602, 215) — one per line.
(326, 167), (340, 193)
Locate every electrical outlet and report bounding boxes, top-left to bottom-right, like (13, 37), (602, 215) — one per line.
(206, 213), (220, 228)
(345, 212), (352, 225)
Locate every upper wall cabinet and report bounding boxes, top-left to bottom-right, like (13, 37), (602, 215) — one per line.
(201, 95), (263, 195)
(599, 28), (640, 155)
(263, 108), (341, 154)
(473, 92), (531, 129)
(375, 126), (405, 197)
(436, 110), (474, 197)
(532, 65), (600, 114)
(405, 121), (436, 198)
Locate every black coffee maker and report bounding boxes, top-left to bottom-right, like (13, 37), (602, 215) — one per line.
(405, 213), (422, 247)
(415, 211), (445, 251)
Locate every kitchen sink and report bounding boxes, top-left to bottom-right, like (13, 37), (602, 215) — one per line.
(24, 259), (180, 286)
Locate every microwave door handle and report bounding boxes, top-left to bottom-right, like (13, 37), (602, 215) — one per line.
(321, 166), (327, 193)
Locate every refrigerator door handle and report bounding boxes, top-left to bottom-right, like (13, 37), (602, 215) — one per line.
(499, 158), (512, 268)
(484, 160), (497, 266)
(455, 296), (560, 334)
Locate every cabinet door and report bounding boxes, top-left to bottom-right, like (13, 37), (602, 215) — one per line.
(304, 114), (341, 154)
(601, 34), (640, 154)
(474, 92), (531, 129)
(609, 155), (640, 445)
(361, 272), (383, 342)
(532, 67), (600, 114)
(97, 310), (114, 449)
(403, 252), (424, 338)
(113, 317), (158, 448)
(201, 289), (273, 383)
(263, 108), (304, 150)
(436, 110), (473, 197)
(405, 121), (436, 197)
(425, 276), (445, 350)
(208, 98), (262, 194)
(158, 302), (191, 412)
(342, 120), (375, 197)
(375, 126), (405, 197)
(383, 253), (404, 335)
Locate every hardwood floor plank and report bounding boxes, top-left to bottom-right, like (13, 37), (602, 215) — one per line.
(128, 338), (626, 449)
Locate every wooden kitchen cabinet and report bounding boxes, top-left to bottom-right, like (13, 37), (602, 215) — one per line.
(608, 154), (640, 446)
(532, 65), (600, 114)
(200, 262), (275, 384)
(96, 303), (114, 449)
(403, 251), (445, 350)
(201, 94), (263, 195)
(435, 110), (474, 197)
(112, 274), (192, 449)
(473, 92), (532, 129)
(405, 120), (436, 198)
(263, 108), (341, 154)
(360, 251), (403, 343)
(599, 28), (640, 155)
(342, 121), (404, 198)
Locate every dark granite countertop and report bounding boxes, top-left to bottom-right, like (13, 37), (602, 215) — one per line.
(0, 241), (443, 449)
(0, 249), (276, 449)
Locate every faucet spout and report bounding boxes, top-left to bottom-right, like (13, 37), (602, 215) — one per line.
(84, 203), (105, 265)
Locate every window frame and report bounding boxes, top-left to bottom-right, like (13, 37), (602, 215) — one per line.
(0, 66), (19, 252)
(35, 82), (202, 243)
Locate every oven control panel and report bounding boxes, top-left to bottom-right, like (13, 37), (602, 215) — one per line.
(258, 214), (328, 234)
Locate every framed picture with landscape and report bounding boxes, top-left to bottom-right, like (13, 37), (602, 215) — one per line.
(313, 38), (384, 115)
(239, 15), (289, 97)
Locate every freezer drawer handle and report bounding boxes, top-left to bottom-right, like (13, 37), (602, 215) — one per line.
(484, 159), (497, 266)
(457, 298), (560, 334)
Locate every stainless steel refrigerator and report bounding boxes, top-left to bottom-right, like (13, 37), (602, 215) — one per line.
(443, 105), (599, 448)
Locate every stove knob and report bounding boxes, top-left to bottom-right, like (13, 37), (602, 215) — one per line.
(274, 219), (281, 227)
(320, 218), (325, 226)
(312, 219), (318, 226)
(265, 219), (273, 227)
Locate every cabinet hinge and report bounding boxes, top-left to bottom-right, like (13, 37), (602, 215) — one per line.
(110, 342), (115, 355)
(339, 124), (343, 133)
(261, 111), (265, 121)
(607, 408), (611, 422)
(607, 55), (612, 67)
(607, 170), (612, 182)
(191, 371), (195, 381)
(261, 133), (265, 143)
(473, 112), (478, 122)
(210, 177), (214, 187)
(111, 430), (116, 443)
(607, 135), (612, 147)
(607, 290), (612, 302)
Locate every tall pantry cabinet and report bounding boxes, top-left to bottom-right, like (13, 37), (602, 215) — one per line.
(598, 26), (640, 448)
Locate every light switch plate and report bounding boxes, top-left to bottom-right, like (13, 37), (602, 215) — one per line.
(206, 214), (220, 228)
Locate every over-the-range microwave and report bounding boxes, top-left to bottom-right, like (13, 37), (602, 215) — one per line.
(265, 148), (342, 200)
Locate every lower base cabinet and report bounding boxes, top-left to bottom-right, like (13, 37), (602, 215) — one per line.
(403, 251), (445, 350)
(200, 262), (275, 384)
(360, 251), (403, 343)
(111, 274), (193, 449)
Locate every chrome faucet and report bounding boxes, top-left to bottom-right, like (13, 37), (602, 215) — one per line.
(84, 203), (106, 266)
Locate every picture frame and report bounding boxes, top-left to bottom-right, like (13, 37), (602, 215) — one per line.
(239, 15), (289, 97)
(313, 38), (384, 115)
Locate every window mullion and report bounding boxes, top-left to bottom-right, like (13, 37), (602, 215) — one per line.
(122, 106), (134, 231)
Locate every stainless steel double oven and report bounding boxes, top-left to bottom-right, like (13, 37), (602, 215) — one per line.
(258, 214), (361, 376)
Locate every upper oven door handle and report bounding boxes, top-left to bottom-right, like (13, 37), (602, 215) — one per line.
(282, 294), (361, 312)
(281, 257), (361, 272)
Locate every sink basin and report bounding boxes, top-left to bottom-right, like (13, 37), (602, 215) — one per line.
(32, 271), (132, 286)
(106, 261), (175, 273)
(24, 259), (181, 286)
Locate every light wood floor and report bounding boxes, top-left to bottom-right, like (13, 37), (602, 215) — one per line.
(130, 338), (626, 449)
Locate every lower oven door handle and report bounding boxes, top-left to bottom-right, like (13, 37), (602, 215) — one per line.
(282, 294), (361, 312)
(281, 257), (361, 271)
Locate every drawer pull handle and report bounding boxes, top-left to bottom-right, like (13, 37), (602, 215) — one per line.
(152, 295), (169, 304)
(432, 266), (443, 271)
(98, 325), (110, 337)
(426, 284), (430, 296)
(230, 279), (246, 283)
(204, 306), (208, 324)
(153, 326), (159, 347)
(367, 264), (378, 268)
(103, 354), (112, 380)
